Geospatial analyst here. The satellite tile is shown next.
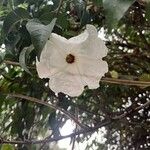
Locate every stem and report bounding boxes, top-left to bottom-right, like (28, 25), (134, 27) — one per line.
(1, 99), (149, 145)
(55, 0), (64, 15)
(3, 60), (150, 87)
(101, 77), (150, 87)
(8, 93), (88, 129)
(3, 60), (35, 69)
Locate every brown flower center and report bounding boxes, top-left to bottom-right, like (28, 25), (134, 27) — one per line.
(66, 54), (75, 64)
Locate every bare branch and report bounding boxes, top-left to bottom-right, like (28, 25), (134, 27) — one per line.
(8, 93), (88, 129)
(1, 99), (149, 145)
(3, 60), (35, 69)
(52, 0), (64, 15)
(101, 77), (150, 87)
(3, 60), (150, 87)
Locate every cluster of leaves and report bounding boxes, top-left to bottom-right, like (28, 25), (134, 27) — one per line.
(0, 0), (150, 150)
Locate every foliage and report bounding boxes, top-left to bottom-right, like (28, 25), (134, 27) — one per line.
(0, 0), (150, 150)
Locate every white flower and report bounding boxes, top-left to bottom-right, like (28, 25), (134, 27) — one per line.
(36, 25), (108, 97)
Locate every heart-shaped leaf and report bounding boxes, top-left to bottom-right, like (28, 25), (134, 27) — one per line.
(2, 7), (30, 38)
(26, 18), (57, 60)
(103, 0), (135, 30)
(19, 45), (34, 75)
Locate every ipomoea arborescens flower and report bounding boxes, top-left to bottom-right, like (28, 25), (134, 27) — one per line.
(36, 25), (108, 97)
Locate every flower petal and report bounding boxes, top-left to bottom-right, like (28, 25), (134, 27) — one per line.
(49, 70), (84, 97)
(39, 36), (68, 77)
(68, 29), (88, 44)
(81, 25), (108, 58)
(51, 33), (68, 51)
(36, 24), (108, 96)
(76, 56), (108, 89)
(36, 58), (50, 78)
(69, 25), (108, 59)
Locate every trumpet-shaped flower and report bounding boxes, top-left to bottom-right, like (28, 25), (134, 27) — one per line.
(36, 25), (108, 97)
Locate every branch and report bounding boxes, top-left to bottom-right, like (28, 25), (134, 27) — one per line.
(3, 60), (150, 87)
(101, 77), (150, 87)
(54, 0), (64, 15)
(3, 60), (35, 69)
(135, 25), (150, 50)
(113, 99), (150, 119)
(3, 60), (20, 66)
(71, 108), (78, 150)
(8, 93), (88, 129)
(0, 120), (111, 145)
(1, 99), (150, 145)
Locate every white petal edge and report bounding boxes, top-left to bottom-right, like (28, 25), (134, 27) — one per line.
(36, 58), (50, 78)
(49, 71), (84, 97)
(68, 24), (108, 58)
(76, 56), (108, 89)
(39, 38), (67, 77)
(68, 24), (97, 44)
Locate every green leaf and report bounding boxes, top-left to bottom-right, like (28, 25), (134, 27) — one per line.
(57, 14), (69, 29)
(26, 18), (57, 60)
(0, 50), (5, 64)
(1, 144), (15, 150)
(103, 0), (135, 30)
(145, 2), (150, 20)
(93, 0), (103, 5)
(19, 45), (33, 75)
(40, 12), (69, 29)
(0, 21), (3, 29)
(2, 7), (30, 38)
(139, 73), (150, 82)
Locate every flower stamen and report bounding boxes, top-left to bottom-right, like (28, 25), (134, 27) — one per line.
(66, 54), (75, 64)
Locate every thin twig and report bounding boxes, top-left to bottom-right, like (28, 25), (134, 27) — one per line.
(101, 77), (150, 87)
(3, 60), (35, 69)
(113, 100), (150, 119)
(1, 99), (150, 145)
(8, 93), (88, 129)
(0, 120), (112, 145)
(55, 0), (64, 15)
(3, 60), (20, 66)
(71, 108), (78, 150)
(135, 26), (150, 50)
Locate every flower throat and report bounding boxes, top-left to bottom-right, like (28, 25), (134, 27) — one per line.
(66, 54), (75, 64)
